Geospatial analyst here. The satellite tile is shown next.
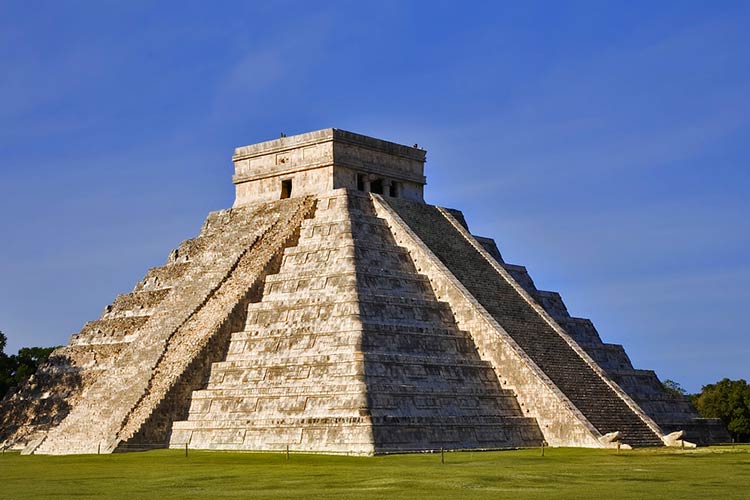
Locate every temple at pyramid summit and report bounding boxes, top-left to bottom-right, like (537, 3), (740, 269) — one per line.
(0, 128), (729, 454)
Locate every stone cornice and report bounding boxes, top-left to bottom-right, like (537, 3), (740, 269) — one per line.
(232, 159), (427, 185)
(232, 128), (426, 163)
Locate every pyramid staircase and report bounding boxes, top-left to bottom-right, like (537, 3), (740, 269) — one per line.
(380, 197), (665, 447)
(170, 190), (543, 453)
(497, 261), (728, 444)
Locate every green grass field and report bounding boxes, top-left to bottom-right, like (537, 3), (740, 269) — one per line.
(2, 446), (749, 499)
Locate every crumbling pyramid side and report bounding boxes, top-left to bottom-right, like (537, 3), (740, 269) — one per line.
(2, 196), (315, 454)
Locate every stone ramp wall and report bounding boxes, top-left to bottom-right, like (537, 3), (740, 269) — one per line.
(372, 196), (603, 448)
(379, 196), (665, 447)
(116, 197), (315, 448)
(28, 197), (314, 455)
(351, 194), (542, 452)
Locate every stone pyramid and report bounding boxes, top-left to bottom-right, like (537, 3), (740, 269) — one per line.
(0, 129), (728, 454)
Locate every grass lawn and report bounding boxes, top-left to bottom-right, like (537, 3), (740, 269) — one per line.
(1, 446), (749, 499)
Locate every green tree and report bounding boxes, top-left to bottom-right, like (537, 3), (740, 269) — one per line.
(0, 331), (58, 399)
(0, 330), (12, 397)
(662, 379), (687, 397)
(694, 378), (750, 442)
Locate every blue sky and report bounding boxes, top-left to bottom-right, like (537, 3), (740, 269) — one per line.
(0, 1), (747, 392)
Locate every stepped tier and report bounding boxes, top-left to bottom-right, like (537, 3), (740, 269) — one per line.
(483, 240), (727, 444)
(4, 190), (724, 453)
(380, 196), (666, 447)
(170, 190), (543, 453)
(1, 259), (185, 448)
(6, 196), (316, 454)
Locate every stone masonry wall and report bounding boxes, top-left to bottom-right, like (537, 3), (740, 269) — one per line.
(2, 259), (187, 449)
(117, 200), (314, 448)
(26, 196), (314, 455)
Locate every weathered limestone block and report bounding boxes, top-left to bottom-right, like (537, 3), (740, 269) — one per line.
(133, 263), (190, 292)
(102, 289), (170, 319)
(0, 345), (116, 448)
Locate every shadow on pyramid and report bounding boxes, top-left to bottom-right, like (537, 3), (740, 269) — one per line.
(0, 129), (729, 455)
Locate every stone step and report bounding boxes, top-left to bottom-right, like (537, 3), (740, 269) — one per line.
(235, 322), (470, 340)
(279, 243), (412, 273)
(189, 384), (512, 400)
(557, 317), (604, 344)
(262, 270), (433, 301)
(245, 295), (456, 327)
(578, 343), (633, 371)
(299, 219), (393, 243)
(247, 293), (452, 311)
(70, 316), (150, 345)
(282, 239), (411, 258)
(225, 330), (480, 359)
(531, 290), (570, 321)
(209, 351), (496, 372)
(171, 413), (544, 453)
(185, 403), (528, 423)
(101, 289), (170, 319)
(134, 262), (191, 292)
(264, 268), (430, 286)
(301, 211), (388, 227)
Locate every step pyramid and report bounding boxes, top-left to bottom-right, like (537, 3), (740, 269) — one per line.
(0, 129), (728, 454)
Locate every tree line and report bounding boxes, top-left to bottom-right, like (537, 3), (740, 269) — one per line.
(1, 330), (748, 442)
(663, 378), (749, 442)
(0, 331), (58, 398)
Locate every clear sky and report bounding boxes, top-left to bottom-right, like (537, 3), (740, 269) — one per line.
(1, 1), (748, 393)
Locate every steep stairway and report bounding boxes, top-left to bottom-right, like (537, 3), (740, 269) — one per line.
(384, 198), (664, 447)
(170, 190), (542, 453)
(481, 235), (729, 444)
